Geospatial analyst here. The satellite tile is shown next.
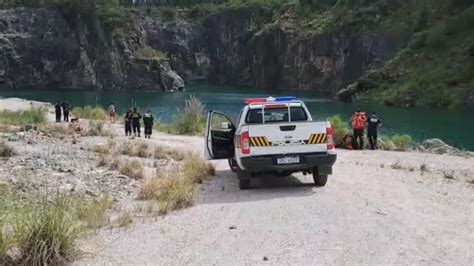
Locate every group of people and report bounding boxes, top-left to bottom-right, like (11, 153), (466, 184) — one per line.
(54, 102), (71, 123)
(123, 107), (154, 138)
(342, 109), (382, 150)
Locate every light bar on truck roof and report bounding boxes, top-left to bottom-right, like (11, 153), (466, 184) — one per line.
(244, 96), (298, 105)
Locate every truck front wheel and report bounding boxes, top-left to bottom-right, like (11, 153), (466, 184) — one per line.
(313, 167), (328, 186)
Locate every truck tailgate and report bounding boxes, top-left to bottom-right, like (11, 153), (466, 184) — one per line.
(248, 122), (328, 156)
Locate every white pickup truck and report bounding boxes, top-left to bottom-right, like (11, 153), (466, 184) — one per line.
(205, 96), (337, 189)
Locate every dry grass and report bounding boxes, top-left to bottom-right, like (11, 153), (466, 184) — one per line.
(73, 196), (112, 230)
(0, 141), (15, 157)
(391, 161), (403, 170)
(154, 146), (186, 161)
(116, 212), (133, 228)
(138, 153), (215, 215)
(91, 143), (111, 154)
(84, 121), (114, 137)
(96, 154), (109, 167)
(119, 160), (144, 179)
(182, 153), (215, 183)
(420, 163), (429, 173)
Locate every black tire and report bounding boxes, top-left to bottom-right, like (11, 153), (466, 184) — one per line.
(228, 158), (238, 173)
(239, 179), (251, 190)
(313, 167), (328, 186)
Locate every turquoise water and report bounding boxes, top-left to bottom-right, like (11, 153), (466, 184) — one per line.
(1, 84), (473, 150)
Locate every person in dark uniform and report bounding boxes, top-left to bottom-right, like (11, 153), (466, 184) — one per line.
(143, 110), (154, 139)
(367, 112), (382, 150)
(124, 109), (132, 136)
(131, 107), (142, 137)
(62, 101), (70, 122)
(54, 102), (62, 123)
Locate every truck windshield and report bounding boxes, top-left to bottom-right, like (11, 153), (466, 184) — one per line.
(245, 107), (308, 124)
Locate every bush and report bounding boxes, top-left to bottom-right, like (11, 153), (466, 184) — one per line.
(71, 106), (107, 120)
(119, 160), (144, 179)
(171, 96), (206, 135)
(391, 134), (413, 151)
(328, 115), (350, 144)
(0, 108), (46, 126)
(84, 121), (113, 137)
(0, 141), (15, 157)
(182, 153), (215, 184)
(15, 198), (80, 265)
(154, 146), (186, 161)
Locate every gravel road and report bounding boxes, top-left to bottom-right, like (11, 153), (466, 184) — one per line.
(77, 133), (474, 265)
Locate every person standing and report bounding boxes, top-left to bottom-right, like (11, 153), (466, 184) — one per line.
(367, 112), (382, 150)
(349, 108), (368, 150)
(124, 109), (132, 136)
(54, 102), (62, 123)
(62, 101), (70, 122)
(143, 110), (154, 139)
(108, 102), (116, 123)
(131, 107), (142, 137)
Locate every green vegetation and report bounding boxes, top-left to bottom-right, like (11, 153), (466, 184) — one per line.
(155, 96), (206, 135)
(0, 187), (111, 265)
(134, 46), (167, 60)
(328, 115), (349, 144)
(0, 108), (46, 126)
(71, 106), (107, 120)
(391, 134), (413, 151)
(119, 159), (144, 179)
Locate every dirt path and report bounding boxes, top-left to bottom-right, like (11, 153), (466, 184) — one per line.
(77, 128), (474, 265)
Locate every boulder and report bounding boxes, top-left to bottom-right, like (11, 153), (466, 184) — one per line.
(420, 139), (459, 155)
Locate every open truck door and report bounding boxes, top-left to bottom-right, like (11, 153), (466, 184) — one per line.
(205, 111), (236, 160)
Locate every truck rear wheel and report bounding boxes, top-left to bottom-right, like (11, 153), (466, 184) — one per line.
(228, 158), (238, 173)
(313, 167), (328, 186)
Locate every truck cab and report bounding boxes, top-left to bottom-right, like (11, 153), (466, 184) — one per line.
(205, 96), (337, 189)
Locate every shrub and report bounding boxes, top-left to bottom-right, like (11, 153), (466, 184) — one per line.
(85, 121), (113, 137)
(119, 160), (144, 179)
(182, 153), (215, 184)
(0, 141), (15, 157)
(15, 198), (80, 265)
(71, 106), (107, 120)
(378, 136), (397, 151)
(391, 134), (413, 151)
(153, 176), (195, 215)
(0, 108), (46, 126)
(171, 96), (206, 135)
(328, 115), (350, 144)
(96, 154), (109, 167)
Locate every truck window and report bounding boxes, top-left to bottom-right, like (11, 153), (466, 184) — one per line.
(245, 107), (308, 124)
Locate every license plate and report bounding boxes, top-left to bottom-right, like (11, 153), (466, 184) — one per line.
(277, 156), (300, 165)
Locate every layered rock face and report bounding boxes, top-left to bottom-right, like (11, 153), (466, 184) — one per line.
(0, 7), (406, 94)
(138, 7), (407, 94)
(0, 8), (184, 91)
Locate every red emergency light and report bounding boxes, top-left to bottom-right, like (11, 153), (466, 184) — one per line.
(244, 98), (267, 105)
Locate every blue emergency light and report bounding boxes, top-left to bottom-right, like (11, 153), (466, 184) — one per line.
(274, 96), (297, 102)
(244, 96), (298, 105)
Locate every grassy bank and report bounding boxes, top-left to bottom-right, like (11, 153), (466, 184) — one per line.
(0, 108), (46, 126)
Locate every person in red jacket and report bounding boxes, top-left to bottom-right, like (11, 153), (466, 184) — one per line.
(349, 109), (368, 150)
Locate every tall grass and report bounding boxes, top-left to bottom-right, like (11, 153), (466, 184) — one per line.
(156, 96), (206, 135)
(0, 189), (112, 265)
(71, 106), (107, 120)
(138, 153), (214, 214)
(0, 108), (46, 126)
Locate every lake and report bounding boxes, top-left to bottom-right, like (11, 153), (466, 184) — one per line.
(1, 84), (473, 150)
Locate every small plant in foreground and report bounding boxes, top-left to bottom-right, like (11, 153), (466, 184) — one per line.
(182, 153), (215, 184)
(328, 115), (349, 144)
(391, 161), (403, 170)
(154, 146), (186, 161)
(119, 160), (144, 179)
(0, 141), (15, 157)
(116, 212), (133, 228)
(420, 163), (429, 173)
(171, 96), (206, 135)
(391, 134), (413, 151)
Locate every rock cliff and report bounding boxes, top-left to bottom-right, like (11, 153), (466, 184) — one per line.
(0, 8), (184, 92)
(0, 6), (406, 95)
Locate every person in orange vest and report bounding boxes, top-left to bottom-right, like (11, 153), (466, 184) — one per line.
(349, 108), (368, 150)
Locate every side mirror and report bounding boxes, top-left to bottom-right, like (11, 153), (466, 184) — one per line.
(221, 122), (231, 130)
